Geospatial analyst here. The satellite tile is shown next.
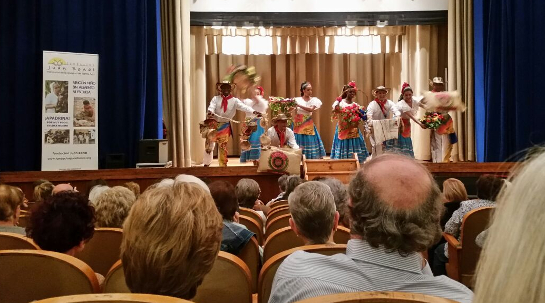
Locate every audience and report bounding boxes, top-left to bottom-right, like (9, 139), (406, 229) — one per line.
(433, 174), (504, 276)
(279, 175), (304, 201)
(123, 182), (140, 199)
(88, 185), (109, 205)
(121, 181), (222, 300)
(288, 181), (339, 245)
(270, 174), (289, 203)
(32, 181), (54, 203)
(0, 184), (26, 235)
(93, 186), (136, 228)
(473, 151), (545, 303)
(174, 174), (210, 192)
(269, 154), (473, 303)
(52, 183), (75, 195)
(441, 178), (468, 228)
(316, 177), (350, 228)
(85, 179), (108, 197)
(208, 181), (255, 255)
(236, 178), (266, 222)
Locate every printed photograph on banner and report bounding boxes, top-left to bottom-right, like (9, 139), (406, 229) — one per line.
(73, 129), (96, 144)
(44, 80), (69, 114)
(73, 97), (96, 127)
(44, 129), (70, 144)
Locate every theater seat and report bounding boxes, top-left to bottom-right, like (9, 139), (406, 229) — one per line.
(266, 206), (290, 222)
(238, 237), (260, 293)
(265, 214), (291, 238)
(0, 232), (40, 250)
(0, 250), (100, 303)
(103, 260), (130, 293)
(31, 293), (193, 303)
(292, 291), (459, 303)
(239, 215), (263, 245)
(268, 199), (288, 210)
(75, 228), (123, 276)
(239, 207), (264, 225)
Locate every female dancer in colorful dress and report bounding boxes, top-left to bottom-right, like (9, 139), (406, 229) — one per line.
(293, 81), (326, 159)
(240, 86), (269, 164)
(389, 82), (426, 157)
(330, 81), (368, 163)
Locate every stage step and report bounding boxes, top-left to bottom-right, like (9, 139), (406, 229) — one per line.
(303, 154), (360, 184)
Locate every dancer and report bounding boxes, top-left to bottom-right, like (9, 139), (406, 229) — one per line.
(267, 114), (299, 149)
(240, 86), (268, 164)
(367, 86), (396, 157)
(429, 77), (454, 163)
(293, 81), (326, 159)
(387, 82), (426, 157)
(204, 81), (262, 167)
(331, 82), (368, 163)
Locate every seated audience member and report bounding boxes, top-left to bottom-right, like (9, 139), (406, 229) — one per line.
(269, 154), (473, 303)
(88, 185), (109, 205)
(33, 181), (54, 203)
(316, 177), (350, 228)
(255, 175), (304, 215)
(473, 151), (545, 303)
(121, 182), (222, 300)
(93, 186), (136, 228)
(475, 229), (488, 248)
(270, 174), (289, 203)
(208, 181), (255, 255)
(288, 181), (339, 245)
(433, 174), (504, 276)
(236, 178), (266, 222)
(52, 183), (75, 195)
(0, 185), (26, 235)
(123, 182), (141, 199)
(174, 174), (210, 192)
(85, 179), (108, 197)
(441, 178), (469, 228)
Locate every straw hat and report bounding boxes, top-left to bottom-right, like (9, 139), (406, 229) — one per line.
(216, 81), (236, 91)
(272, 113), (289, 123)
(372, 85), (390, 95)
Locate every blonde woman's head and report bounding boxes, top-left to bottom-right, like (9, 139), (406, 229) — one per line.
(94, 186), (136, 228)
(473, 151), (545, 303)
(33, 181), (54, 203)
(121, 182), (222, 299)
(442, 178), (468, 202)
(0, 185), (23, 223)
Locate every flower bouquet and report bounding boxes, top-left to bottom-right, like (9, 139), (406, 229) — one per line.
(269, 97), (297, 124)
(331, 103), (366, 132)
(419, 112), (446, 130)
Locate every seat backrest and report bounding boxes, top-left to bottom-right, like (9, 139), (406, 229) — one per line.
(333, 226), (351, 244)
(0, 250), (100, 303)
(238, 236), (260, 293)
(292, 291), (459, 303)
(0, 232), (40, 250)
(459, 207), (494, 280)
(259, 244), (347, 303)
(265, 214), (291, 238)
(75, 228), (123, 276)
(193, 251), (253, 303)
(268, 199), (288, 210)
(32, 293), (194, 303)
(239, 207), (263, 226)
(266, 206), (290, 222)
(239, 215), (263, 245)
(263, 227), (304, 263)
(103, 260), (130, 293)
(17, 214), (29, 228)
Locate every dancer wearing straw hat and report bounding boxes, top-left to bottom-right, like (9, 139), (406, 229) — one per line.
(266, 114), (299, 149)
(366, 85), (396, 157)
(203, 81), (262, 167)
(429, 77), (454, 163)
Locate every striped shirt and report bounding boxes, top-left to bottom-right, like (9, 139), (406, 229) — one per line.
(269, 239), (473, 303)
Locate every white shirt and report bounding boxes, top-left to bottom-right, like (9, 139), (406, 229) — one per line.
(45, 93), (58, 113)
(367, 99), (395, 120)
(267, 127), (299, 149)
(208, 95), (255, 122)
(394, 98), (421, 118)
(332, 99), (358, 110)
(295, 97), (322, 115)
(242, 96), (268, 119)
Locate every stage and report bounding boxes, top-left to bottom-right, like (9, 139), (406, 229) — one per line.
(0, 161), (515, 203)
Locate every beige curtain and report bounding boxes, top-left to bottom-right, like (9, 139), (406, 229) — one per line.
(160, 0), (203, 167)
(448, 0), (475, 161)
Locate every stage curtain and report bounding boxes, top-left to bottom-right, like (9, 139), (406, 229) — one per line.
(160, 0), (200, 167)
(448, 0), (475, 162)
(474, 0), (545, 161)
(0, 0), (162, 171)
(197, 25), (447, 159)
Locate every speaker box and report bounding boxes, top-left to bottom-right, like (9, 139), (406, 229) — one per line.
(105, 153), (126, 169)
(138, 139), (168, 163)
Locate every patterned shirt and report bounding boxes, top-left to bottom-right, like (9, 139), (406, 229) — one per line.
(269, 239), (473, 303)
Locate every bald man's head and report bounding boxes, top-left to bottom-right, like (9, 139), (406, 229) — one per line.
(52, 183), (74, 195)
(348, 154), (443, 255)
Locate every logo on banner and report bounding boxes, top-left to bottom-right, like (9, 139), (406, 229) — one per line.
(46, 56), (97, 75)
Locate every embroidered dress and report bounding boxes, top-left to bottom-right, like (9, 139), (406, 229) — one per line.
(385, 98), (421, 158)
(240, 96), (268, 162)
(292, 97), (326, 159)
(330, 99), (368, 163)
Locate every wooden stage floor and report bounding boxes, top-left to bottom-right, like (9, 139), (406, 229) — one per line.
(0, 161), (515, 203)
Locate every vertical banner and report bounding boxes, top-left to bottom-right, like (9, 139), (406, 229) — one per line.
(42, 51), (99, 171)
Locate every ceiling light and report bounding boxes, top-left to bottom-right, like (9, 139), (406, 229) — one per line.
(376, 20), (388, 28)
(345, 21), (357, 29)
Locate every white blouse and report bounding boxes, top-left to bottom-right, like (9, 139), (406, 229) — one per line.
(242, 96), (269, 119)
(295, 97), (322, 115)
(394, 98), (421, 119)
(332, 99), (358, 109)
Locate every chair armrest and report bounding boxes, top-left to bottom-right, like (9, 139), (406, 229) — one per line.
(443, 232), (461, 281)
(443, 232), (461, 249)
